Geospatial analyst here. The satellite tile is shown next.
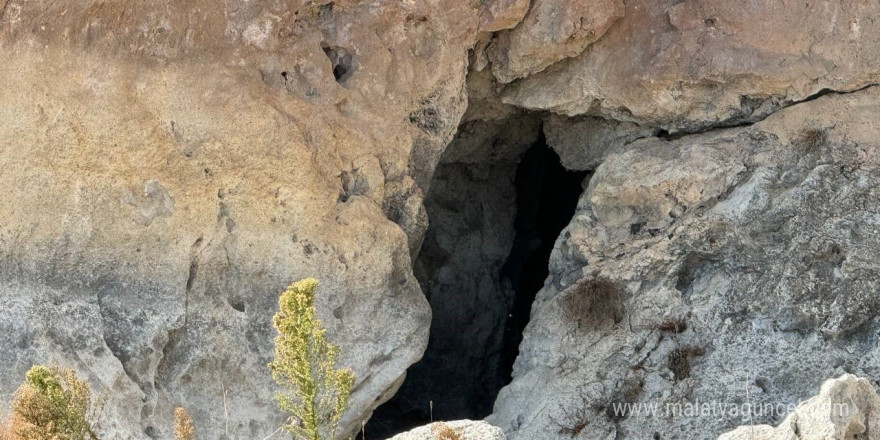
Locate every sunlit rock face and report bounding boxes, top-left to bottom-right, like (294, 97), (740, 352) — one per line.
(497, 0), (880, 132)
(719, 375), (880, 440)
(0, 0), (478, 438)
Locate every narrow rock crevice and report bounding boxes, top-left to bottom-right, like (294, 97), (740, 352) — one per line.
(366, 123), (588, 438)
(498, 139), (589, 381)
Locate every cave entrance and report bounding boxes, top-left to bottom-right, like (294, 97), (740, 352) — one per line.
(365, 126), (589, 439)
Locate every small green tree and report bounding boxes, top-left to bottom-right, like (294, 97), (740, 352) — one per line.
(269, 278), (355, 440)
(10, 365), (101, 440)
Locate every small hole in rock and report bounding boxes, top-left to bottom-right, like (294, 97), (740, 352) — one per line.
(230, 300), (245, 313)
(322, 45), (354, 83)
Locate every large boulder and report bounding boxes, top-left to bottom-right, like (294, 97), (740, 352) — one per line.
(719, 375), (880, 440)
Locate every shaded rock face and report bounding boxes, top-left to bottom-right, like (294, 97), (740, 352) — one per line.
(488, 88), (880, 439)
(368, 106), (588, 437)
(366, 112), (539, 437)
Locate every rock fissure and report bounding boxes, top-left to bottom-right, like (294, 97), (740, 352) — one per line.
(622, 83), (880, 145)
(366, 122), (588, 438)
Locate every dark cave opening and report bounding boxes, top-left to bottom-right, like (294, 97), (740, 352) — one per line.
(498, 138), (590, 383)
(365, 132), (588, 439)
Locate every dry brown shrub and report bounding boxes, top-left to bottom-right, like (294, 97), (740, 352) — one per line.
(657, 317), (688, 334)
(9, 365), (101, 440)
(561, 278), (625, 331)
(0, 418), (16, 440)
(794, 128), (827, 154)
(431, 422), (463, 440)
(667, 346), (706, 381)
(173, 407), (197, 440)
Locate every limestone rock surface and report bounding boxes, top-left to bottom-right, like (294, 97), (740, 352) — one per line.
(489, 87), (880, 439)
(389, 420), (507, 440)
(5, 2), (880, 440)
(719, 375), (880, 440)
(501, 0), (880, 132)
(488, 0), (624, 83)
(0, 0), (480, 438)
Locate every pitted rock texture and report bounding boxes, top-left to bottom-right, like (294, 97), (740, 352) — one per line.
(0, 0), (480, 438)
(488, 88), (880, 439)
(719, 375), (880, 440)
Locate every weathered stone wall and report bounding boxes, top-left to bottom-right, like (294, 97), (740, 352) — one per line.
(489, 89), (880, 439)
(0, 0), (479, 438)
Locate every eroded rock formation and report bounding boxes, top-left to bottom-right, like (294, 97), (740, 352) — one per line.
(0, 0), (478, 438)
(2, 0), (880, 439)
(488, 88), (880, 439)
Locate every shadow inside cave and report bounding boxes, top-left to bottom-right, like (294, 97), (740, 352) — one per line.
(364, 132), (589, 439)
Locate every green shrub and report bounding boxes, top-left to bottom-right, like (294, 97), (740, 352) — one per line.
(269, 278), (355, 440)
(10, 365), (101, 440)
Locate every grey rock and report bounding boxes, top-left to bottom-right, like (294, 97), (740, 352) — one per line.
(489, 87), (880, 440)
(543, 115), (654, 171)
(719, 375), (880, 440)
(0, 0), (481, 439)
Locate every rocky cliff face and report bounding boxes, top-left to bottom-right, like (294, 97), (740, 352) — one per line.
(0, 0), (477, 438)
(488, 87), (880, 439)
(2, 1), (880, 440)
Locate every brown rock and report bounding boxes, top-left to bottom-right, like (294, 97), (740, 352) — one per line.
(502, 0), (880, 131)
(0, 0), (481, 439)
(488, 0), (624, 83)
(479, 0), (531, 33)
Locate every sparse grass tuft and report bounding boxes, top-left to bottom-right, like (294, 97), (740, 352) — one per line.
(794, 128), (827, 154)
